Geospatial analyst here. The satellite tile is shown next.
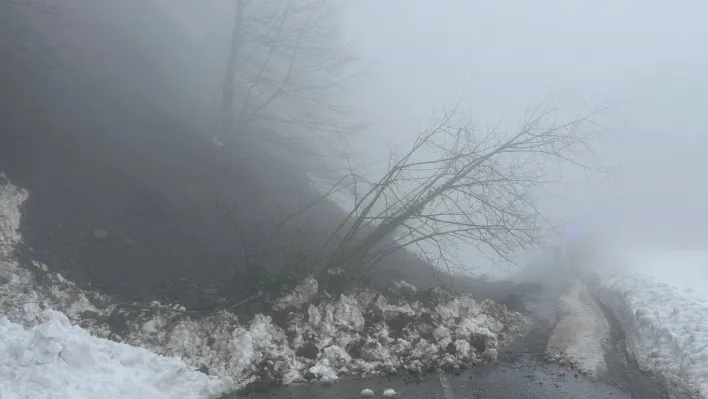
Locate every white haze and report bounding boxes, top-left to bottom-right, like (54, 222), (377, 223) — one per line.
(147, 0), (708, 277)
(21, 0), (707, 277)
(342, 0), (708, 258)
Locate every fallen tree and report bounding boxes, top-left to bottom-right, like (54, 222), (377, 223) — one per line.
(308, 96), (612, 281)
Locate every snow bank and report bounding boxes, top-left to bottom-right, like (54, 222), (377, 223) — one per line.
(0, 176), (124, 330)
(546, 279), (610, 378)
(0, 175), (237, 395)
(280, 281), (529, 381)
(593, 270), (707, 398)
(114, 278), (529, 388)
(0, 309), (227, 399)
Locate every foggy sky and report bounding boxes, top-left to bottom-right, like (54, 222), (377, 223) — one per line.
(343, 0), (708, 250)
(39, 0), (707, 272)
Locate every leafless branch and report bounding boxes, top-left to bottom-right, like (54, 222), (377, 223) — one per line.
(309, 96), (612, 277)
(216, 0), (361, 184)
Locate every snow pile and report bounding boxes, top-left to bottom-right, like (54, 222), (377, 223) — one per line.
(123, 310), (308, 388)
(0, 175), (241, 393)
(112, 278), (529, 387)
(280, 280), (529, 381)
(0, 309), (227, 399)
(545, 279), (610, 378)
(0, 176), (59, 326)
(592, 269), (708, 398)
(2, 262), (529, 390)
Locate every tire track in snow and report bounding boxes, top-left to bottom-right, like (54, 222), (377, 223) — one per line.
(437, 369), (455, 399)
(546, 278), (610, 379)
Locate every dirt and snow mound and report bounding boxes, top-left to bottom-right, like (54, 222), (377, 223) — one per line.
(115, 278), (529, 389)
(271, 277), (529, 383)
(545, 279), (610, 379)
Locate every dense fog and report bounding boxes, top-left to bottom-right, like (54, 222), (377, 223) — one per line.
(3, 0), (707, 281)
(3, 3), (708, 396)
(170, 0), (708, 251)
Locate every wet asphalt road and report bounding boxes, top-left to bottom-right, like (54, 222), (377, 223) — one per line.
(225, 274), (672, 399)
(227, 363), (648, 399)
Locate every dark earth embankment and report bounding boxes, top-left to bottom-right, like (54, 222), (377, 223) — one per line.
(0, 2), (441, 311)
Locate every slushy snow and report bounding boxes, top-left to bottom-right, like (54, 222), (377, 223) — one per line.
(590, 250), (708, 398)
(546, 278), (610, 378)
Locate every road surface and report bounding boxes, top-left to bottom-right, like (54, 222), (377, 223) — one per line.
(224, 273), (672, 399)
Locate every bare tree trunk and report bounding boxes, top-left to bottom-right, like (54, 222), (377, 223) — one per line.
(217, 0), (244, 145)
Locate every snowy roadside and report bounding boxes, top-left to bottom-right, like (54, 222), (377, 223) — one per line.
(0, 310), (225, 399)
(589, 269), (707, 398)
(545, 278), (610, 379)
(0, 175), (531, 398)
(0, 174), (230, 398)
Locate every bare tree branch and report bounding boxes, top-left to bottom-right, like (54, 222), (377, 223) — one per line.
(216, 0), (361, 184)
(310, 97), (612, 278)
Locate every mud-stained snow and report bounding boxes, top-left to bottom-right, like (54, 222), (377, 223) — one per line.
(546, 279), (610, 379)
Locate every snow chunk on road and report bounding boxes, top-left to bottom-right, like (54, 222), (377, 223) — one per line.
(593, 270), (708, 398)
(0, 309), (226, 399)
(546, 279), (610, 378)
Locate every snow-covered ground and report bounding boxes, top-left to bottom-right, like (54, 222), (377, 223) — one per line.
(0, 174), (530, 397)
(546, 278), (610, 379)
(589, 249), (708, 398)
(0, 310), (226, 399)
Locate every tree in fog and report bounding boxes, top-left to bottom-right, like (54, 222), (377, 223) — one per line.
(216, 0), (359, 182)
(311, 97), (611, 278)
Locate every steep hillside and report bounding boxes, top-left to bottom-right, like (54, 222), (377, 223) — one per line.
(0, 2), (447, 309)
